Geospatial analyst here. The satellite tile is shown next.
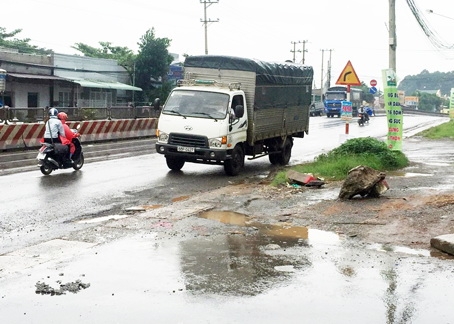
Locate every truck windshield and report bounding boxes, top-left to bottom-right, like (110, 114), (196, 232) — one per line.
(325, 92), (346, 100)
(163, 90), (229, 119)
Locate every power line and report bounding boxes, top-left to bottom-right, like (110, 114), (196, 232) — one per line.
(427, 9), (454, 21)
(406, 0), (454, 50)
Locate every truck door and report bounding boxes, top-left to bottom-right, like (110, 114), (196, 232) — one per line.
(229, 94), (248, 139)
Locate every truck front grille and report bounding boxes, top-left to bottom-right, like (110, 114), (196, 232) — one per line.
(168, 133), (208, 148)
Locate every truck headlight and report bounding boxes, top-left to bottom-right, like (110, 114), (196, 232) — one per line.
(158, 131), (169, 143)
(208, 137), (223, 148)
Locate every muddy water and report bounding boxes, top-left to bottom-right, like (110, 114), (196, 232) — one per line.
(2, 210), (454, 323)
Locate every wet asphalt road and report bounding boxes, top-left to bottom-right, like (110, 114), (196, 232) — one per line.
(1, 114), (454, 323)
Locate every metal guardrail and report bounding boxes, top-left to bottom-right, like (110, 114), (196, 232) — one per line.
(401, 107), (448, 117)
(0, 106), (161, 123)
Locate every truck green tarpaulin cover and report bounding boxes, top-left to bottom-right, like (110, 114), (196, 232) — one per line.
(184, 55), (313, 86)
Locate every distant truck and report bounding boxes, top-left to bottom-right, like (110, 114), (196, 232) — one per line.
(155, 55), (314, 176)
(310, 102), (325, 116)
(324, 86), (363, 118)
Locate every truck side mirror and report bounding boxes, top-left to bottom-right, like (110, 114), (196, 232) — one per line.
(234, 105), (244, 118)
(153, 98), (161, 110)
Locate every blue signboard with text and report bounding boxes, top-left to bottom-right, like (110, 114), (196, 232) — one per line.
(341, 100), (352, 120)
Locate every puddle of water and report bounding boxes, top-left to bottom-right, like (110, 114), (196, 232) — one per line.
(77, 214), (129, 224)
(125, 205), (163, 212)
(367, 243), (431, 257)
(274, 265), (296, 272)
(404, 172), (433, 177)
(389, 171), (433, 177)
(425, 162), (451, 167)
(198, 210), (340, 245)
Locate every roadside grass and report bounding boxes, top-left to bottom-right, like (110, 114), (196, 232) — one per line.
(417, 119), (454, 139)
(271, 137), (409, 186)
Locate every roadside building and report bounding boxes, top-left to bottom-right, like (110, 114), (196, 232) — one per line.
(0, 49), (142, 122)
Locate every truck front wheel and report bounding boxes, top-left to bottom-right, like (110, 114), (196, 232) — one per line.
(166, 156), (185, 171)
(224, 145), (244, 176)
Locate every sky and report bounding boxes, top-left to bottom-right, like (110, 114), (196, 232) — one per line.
(3, 0), (454, 89)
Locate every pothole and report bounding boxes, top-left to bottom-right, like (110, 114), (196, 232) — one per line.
(198, 210), (340, 245)
(76, 214), (129, 224)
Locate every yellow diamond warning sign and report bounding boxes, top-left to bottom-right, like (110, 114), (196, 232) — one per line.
(335, 60), (361, 86)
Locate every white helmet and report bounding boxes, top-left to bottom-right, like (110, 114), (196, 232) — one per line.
(48, 108), (59, 116)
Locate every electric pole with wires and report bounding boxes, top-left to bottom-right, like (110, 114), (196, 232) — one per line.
(200, 0), (219, 55)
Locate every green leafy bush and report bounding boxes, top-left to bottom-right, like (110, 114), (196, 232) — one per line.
(271, 137), (409, 186)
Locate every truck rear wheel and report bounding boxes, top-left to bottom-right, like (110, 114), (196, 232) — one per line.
(224, 145), (244, 176)
(269, 153), (280, 165)
(166, 156), (185, 171)
(277, 138), (293, 165)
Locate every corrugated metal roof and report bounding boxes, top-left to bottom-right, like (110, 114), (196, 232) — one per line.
(70, 78), (142, 91)
(7, 73), (142, 91)
(7, 73), (67, 81)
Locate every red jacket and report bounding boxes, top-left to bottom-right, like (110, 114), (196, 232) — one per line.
(60, 123), (75, 145)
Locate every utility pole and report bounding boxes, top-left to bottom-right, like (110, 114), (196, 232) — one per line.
(389, 0), (396, 72)
(326, 49), (333, 89)
(290, 41), (302, 63)
(320, 49), (325, 103)
(301, 40), (308, 64)
(200, 0), (219, 55)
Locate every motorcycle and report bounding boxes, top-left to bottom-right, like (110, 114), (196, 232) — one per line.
(357, 111), (370, 127)
(37, 128), (84, 175)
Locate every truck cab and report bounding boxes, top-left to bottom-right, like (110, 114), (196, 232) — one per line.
(324, 86), (361, 118)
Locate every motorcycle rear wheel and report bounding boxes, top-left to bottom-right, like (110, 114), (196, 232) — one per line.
(73, 153), (84, 170)
(40, 164), (53, 175)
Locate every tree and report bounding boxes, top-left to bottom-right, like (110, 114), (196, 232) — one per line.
(417, 92), (443, 112)
(0, 27), (52, 54)
(135, 28), (174, 103)
(354, 81), (375, 104)
(398, 70), (454, 97)
(72, 42), (136, 84)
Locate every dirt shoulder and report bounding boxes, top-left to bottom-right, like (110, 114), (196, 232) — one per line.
(209, 137), (454, 252)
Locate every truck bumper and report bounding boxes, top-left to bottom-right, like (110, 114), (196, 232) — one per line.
(155, 143), (228, 163)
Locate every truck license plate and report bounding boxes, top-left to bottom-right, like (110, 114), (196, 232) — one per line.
(177, 146), (195, 153)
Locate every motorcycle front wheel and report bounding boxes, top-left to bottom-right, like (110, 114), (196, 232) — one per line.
(40, 164), (53, 175)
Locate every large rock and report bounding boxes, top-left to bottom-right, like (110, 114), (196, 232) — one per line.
(338, 165), (388, 199)
(430, 234), (454, 256)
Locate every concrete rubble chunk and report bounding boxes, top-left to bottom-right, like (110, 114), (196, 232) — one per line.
(287, 170), (325, 188)
(430, 234), (454, 256)
(338, 165), (389, 199)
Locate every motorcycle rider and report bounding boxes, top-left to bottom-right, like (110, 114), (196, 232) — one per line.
(43, 108), (66, 144)
(359, 105), (370, 124)
(57, 111), (79, 161)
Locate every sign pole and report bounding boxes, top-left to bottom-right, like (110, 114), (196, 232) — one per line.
(345, 85), (351, 135)
(335, 61), (361, 137)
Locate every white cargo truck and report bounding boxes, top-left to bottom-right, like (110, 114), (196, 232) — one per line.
(155, 55), (314, 176)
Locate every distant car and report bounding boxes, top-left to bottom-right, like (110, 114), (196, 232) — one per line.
(310, 102), (324, 116)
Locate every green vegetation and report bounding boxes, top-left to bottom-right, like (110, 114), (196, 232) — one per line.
(73, 28), (174, 104)
(398, 70), (454, 98)
(0, 27), (52, 54)
(417, 120), (454, 139)
(271, 137), (409, 186)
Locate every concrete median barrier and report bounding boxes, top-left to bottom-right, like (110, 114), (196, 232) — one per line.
(0, 118), (158, 150)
